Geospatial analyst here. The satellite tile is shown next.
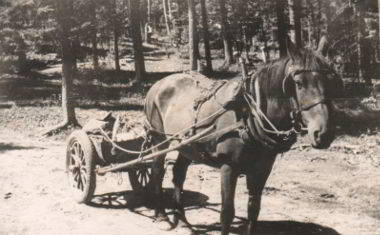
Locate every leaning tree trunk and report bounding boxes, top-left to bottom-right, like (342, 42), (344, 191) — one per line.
(200, 0), (212, 73)
(288, 0), (302, 48)
(43, 0), (79, 136)
(276, 0), (287, 58)
(58, 0), (77, 125)
(219, 0), (233, 66)
(130, 0), (146, 81)
(188, 0), (197, 71)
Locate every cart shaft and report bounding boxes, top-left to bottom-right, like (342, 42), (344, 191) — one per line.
(95, 125), (216, 175)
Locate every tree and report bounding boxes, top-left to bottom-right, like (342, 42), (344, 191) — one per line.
(112, 0), (120, 71)
(0, 0), (40, 73)
(200, 0), (212, 73)
(145, 0), (152, 43)
(188, 0), (197, 71)
(129, 0), (146, 81)
(218, 0), (233, 66)
(306, 0), (316, 48)
(288, 0), (302, 48)
(353, 0), (368, 84)
(89, 0), (99, 69)
(276, 0), (287, 57)
(44, 0), (80, 136)
(163, 0), (171, 36)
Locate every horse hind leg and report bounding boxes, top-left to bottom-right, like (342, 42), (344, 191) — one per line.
(220, 164), (239, 235)
(171, 154), (192, 229)
(151, 151), (172, 230)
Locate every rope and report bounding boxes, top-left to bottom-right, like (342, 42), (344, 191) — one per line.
(98, 107), (227, 155)
(243, 92), (295, 136)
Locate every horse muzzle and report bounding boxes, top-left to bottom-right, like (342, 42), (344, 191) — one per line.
(308, 122), (335, 149)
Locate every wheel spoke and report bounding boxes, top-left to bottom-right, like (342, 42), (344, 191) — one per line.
(143, 173), (147, 186)
(73, 170), (80, 181)
(77, 175), (81, 189)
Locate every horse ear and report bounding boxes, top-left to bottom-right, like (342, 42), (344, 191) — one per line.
(286, 37), (300, 61)
(317, 35), (329, 56)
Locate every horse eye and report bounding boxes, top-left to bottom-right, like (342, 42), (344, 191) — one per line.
(295, 81), (303, 88)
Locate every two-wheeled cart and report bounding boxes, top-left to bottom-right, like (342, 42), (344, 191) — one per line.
(65, 113), (215, 204)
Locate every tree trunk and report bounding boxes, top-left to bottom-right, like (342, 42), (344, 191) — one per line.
(112, 0), (120, 71)
(263, 13), (270, 61)
(378, 0), (380, 61)
(61, 39), (77, 124)
(315, 0), (322, 44)
(288, 0), (302, 48)
(72, 37), (80, 72)
(90, 0), (99, 69)
(163, 0), (171, 36)
(145, 0), (152, 43)
(306, 0), (314, 48)
(188, 0), (197, 71)
(276, 0), (287, 58)
(130, 0), (146, 81)
(168, 0), (172, 20)
(235, 0), (249, 61)
(147, 0), (151, 23)
(200, 0), (212, 73)
(16, 45), (27, 73)
(114, 28), (120, 71)
(218, 0), (233, 66)
(354, 1), (368, 84)
(42, 13), (80, 137)
(55, 0), (78, 128)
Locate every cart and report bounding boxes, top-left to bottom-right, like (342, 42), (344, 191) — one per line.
(65, 113), (216, 204)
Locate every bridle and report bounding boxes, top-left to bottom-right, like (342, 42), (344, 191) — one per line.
(241, 63), (331, 151)
(282, 65), (331, 132)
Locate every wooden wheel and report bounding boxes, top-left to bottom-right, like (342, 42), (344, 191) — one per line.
(128, 163), (153, 192)
(66, 130), (96, 204)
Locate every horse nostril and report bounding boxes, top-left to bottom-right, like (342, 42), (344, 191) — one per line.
(314, 130), (321, 142)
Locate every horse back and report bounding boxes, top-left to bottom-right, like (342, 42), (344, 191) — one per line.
(144, 73), (226, 135)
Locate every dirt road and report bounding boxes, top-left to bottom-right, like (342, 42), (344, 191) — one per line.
(0, 121), (379, 235)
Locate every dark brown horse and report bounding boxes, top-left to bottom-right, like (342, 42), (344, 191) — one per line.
(143, 40), (336, 234)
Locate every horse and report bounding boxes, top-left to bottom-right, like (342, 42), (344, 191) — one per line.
(143, 39), (336, 235)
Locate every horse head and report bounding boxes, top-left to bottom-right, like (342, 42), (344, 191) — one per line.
(283, 39), (336, 149)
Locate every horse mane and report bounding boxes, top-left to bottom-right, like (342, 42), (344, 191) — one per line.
(254, 49), (331, 99)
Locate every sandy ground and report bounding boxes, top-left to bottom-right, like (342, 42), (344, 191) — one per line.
(0, 121), (379, 235)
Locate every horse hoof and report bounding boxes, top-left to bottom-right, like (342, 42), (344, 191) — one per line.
(156, 220), (173, 231)
(175, 221), (195, 234)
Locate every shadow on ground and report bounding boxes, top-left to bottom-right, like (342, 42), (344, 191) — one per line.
(89, 188), (210, 211)
(192, 220), (341, 235)
(88, 188), (340, 234)
(0, 143), (45, 153)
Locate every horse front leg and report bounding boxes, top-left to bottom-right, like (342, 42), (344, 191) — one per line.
(246, 153), (276, 235)
(220, 164), (239, 235)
